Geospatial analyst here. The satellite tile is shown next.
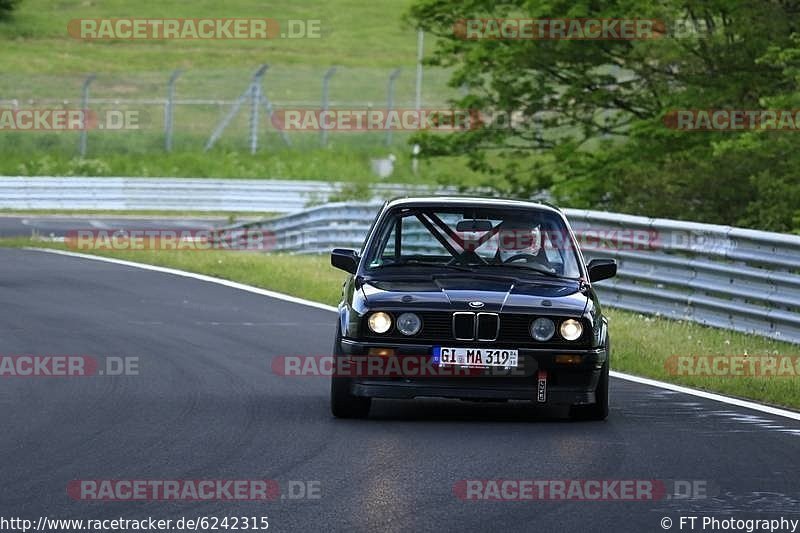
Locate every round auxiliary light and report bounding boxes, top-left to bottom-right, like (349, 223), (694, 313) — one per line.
(530, 317), (555, 341)
(396, 313), (422, 336)
(368, 312), (392, 334)
(560, 319), (584, 341)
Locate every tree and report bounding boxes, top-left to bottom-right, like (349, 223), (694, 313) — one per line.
(408, 0), (800, 232)
(0, 0), (21, 19)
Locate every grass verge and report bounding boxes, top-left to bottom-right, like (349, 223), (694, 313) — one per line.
(4, 238), (798, 410)
(0, 0), (421, 72)
(0, 145), (482, 187)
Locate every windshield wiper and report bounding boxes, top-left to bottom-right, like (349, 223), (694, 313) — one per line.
(372, 260), (474, 272)
(482, 263), (568, 279)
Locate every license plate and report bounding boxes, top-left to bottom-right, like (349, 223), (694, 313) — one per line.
(433, 347), (518, 368)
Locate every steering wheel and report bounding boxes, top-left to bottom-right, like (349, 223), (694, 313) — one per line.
(502, 253), (542, 263)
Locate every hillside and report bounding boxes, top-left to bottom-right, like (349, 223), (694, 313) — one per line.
(0, 0), (420, 72)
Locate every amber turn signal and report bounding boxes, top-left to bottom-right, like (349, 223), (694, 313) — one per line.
(368, 348), (396, 357)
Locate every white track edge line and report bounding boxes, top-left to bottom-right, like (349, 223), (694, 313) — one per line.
(24, 247), (800, 422)
(24, 247), (338, 313)
(610, 371), (800, 421)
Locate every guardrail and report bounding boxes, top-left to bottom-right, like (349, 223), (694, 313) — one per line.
(0, 177), (446, 213)
(219, 201), (800, 344)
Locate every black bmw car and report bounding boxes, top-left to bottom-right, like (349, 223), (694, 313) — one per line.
(329, 197), (617, 420)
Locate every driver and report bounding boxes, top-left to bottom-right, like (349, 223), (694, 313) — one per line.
(495, 219), (549, 267)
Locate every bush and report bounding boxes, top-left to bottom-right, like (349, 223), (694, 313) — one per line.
(0, 0), (21, 19)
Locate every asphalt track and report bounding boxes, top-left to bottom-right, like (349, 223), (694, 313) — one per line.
(1, 248), (799, 533)
(0, 215), (234, 238)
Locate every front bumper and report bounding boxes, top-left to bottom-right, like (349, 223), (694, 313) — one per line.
(337, 339), (607, 406)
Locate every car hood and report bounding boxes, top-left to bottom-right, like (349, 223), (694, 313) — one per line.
(360, 275), (588, 316)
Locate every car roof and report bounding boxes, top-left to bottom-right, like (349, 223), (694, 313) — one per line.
(384, 196), (563, 214)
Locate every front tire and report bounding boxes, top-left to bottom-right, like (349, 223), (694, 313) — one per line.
(330, 325), (371, 419)
(570, 357), (609, 421)
(330, 376), (371, 418)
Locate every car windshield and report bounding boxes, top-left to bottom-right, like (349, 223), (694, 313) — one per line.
(364, 206), (582, 279)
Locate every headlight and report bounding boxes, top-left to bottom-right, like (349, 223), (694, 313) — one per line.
(368, 312), (392, 334)
(530, 317), (555, 341)
(396, 312), (421, 336)
(560, 319), (583, 341)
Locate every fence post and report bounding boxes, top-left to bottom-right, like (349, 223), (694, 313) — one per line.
(248, 66), (269, 154)
(385, 68), (401, 146)
(79, 74), (96, 157)
(164, 69), (182, 152)
(205, 64), (268, 152)
(257, 78), (291, 148)
(249, 81), (262, 154)
(320, 67), (336, 148)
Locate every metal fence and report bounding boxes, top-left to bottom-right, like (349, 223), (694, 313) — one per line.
(0, 64), (459, 157)
(218, 201), (800, 344)
(0, 177), (449, 212)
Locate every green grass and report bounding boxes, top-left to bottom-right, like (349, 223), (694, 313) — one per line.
(0, 0), (422, 72)
(0, 143), (482, 185)
(609, 311), (798, 409)
(0, 0), (471, 180)
(0, 0), (458, 109)
(4, 237), (798, 410)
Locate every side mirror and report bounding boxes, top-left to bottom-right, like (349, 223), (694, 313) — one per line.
(587, 258), (617, 283)
(331, 248), (359, 274)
